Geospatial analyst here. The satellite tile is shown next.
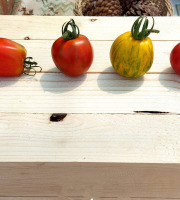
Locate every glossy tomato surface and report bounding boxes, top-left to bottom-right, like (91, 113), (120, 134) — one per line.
(51, 34), (93, 77)
(0, 38), (26, 76)
(170, 43), (180, 75)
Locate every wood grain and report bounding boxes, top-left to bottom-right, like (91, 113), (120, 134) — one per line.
(0, 163), (180, 199)
(16, 40), (176, 74)
(0, 16), (179, 40)
(0, 73), (179, 114)
(131, 197), (180, 200)
(0, 198), (59, 200)
(0, 113), (180, 163)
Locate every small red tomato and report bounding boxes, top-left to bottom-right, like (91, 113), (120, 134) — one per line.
(170, 43), (180, 75)
(0, 38), (26, 76)
(0, 38), (41, 77)
(51, 19), (93, 77)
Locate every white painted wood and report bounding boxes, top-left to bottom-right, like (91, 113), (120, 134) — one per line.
(17, 40), (176, 74)
(0, 73), (179, 114)
(0, 113), (180, 163)
(0, 16), (179, 41)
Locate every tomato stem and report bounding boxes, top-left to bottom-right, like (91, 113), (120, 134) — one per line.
(62, 19), (80, 40)
(131, 16), (160, 40)
(24, 57), (42, 76)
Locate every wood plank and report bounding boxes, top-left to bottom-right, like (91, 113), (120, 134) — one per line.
(132, 199), (180, 200)
(0, 73), (179, 114)
(0, 113), (180, 163)
(17, 40), (176, 74)
(0, 16), (179, 40)
(0, 198), (59, 200)
(0, 163), (180, 199)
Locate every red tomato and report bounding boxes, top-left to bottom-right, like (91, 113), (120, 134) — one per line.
(170, 43), (180, 75)
(51, 19), (93, 77)
(0, 38), (41, 77)
(0, 38), (26, 76)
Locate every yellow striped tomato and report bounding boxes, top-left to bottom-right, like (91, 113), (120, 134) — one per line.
(110, 16), (159, 78)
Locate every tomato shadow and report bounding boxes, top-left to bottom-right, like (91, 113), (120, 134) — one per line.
(97, 67), (144, 94)
(40, 69), (87, 93)
(159, 67), (180, 91)
(0, 76), (23, 87)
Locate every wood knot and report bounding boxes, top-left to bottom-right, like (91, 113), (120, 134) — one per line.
(90, 19), (97, 22)
(50, 113), (67, 122)
(24, 36), (30, 40)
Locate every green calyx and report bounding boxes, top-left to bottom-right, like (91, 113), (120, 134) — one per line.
(62, 19), (80, 40)
(24, 57), (42, 76)
(131, 15), (160, 40)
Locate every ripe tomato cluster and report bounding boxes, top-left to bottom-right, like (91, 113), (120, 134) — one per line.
(0, 17), (179, 78)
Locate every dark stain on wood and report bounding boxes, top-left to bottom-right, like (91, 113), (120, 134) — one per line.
(50, 113), (67, 122)
(134, 111), (170, 114)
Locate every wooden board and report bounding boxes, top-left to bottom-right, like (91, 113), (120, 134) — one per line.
(0, 163), (180, 200)
(0, 113), (180, 163)
(0, 16), (179, 40)
(0, 198), (59, 200)
(0, 16), (179, 199)
(0, 73), (179, 114)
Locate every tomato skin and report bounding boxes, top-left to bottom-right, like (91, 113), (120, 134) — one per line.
(110, 31), (154, 78)
(51, 35), (93, 77)
(0, 38), (26, 77)
(170, 43), (180, 75)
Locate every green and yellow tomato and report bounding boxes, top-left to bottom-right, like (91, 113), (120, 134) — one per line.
(110, 16), (159, 78)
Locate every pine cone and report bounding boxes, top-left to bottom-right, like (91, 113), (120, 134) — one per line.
(120, 0), (135, 13)
(120, 0), (161, 16)
(83, 0), (122, 16)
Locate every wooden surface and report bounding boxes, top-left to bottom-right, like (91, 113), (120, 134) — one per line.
(0, 163), (180, 199)
(1, 113), (180, 163)
(0, 16), (180, 199)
